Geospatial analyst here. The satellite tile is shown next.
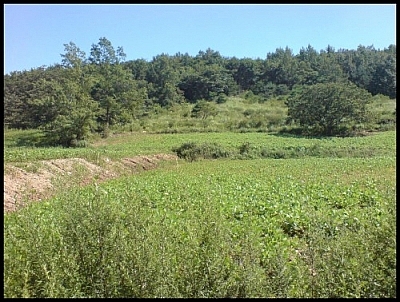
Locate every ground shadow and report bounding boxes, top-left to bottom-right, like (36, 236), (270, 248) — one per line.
(15, 132), (51, 147)
(270, 131), (333, 140)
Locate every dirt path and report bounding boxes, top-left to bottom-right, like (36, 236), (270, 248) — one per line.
(4, 154), (178, 213)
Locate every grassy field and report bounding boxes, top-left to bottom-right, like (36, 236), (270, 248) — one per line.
(3, 129), (396, 163)
(3, 127), (396, 298)
(4, 93), (396, 163)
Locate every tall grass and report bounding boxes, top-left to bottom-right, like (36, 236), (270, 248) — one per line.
(4, 156), (396, 298)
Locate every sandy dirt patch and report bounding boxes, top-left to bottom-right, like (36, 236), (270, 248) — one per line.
(4, 154), (178, 213)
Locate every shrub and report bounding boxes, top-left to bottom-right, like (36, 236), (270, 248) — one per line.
(173, 142), (230, 161)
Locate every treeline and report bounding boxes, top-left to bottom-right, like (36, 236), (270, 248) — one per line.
(3, 37), (396, 145)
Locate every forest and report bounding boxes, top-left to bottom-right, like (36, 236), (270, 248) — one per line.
(3, 37), (396, 146)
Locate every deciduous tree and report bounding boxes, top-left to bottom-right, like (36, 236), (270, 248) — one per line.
(286, 82), (372, 136)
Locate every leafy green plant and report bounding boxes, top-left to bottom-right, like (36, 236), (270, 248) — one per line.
(4, 128), (396, 298)
(286, 82), (372, 136)
(172, 142), (230, 161)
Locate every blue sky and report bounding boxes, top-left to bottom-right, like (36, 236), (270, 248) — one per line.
(4, 4), (396, 75)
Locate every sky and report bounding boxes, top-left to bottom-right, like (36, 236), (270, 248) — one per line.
(4, 4), (396, 75)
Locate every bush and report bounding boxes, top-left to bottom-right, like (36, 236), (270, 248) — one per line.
(173, 142), (230, 161)
(286, 83), (372, 136)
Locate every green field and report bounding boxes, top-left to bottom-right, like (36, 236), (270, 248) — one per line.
(3, 129), (396, 163)
(3, 130), (396, 298)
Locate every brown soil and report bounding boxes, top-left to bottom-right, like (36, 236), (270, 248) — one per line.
(4, 154), (178, 213)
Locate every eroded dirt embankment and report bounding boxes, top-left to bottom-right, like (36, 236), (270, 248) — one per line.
(4, 154), (178, 213)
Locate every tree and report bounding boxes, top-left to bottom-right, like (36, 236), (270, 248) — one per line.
(125, 59), (149, 81)
(44, 89), (99, 147)
(88, 37), (126, 65)
(61, 42), (87, 68)
(146, 54), (185, 107)
(229, 58), (257, 92)
(88, 37), (133, 130)
(264, 47), (300, 89)
(368, 55), (396, 99)
(4, 72), (32, 129)
(179, 64), (233, 103)
(4, 66), (65, 129)
(41, 42), (100, 147)
(286, 82), (372, 136)
(347, 45), (378, 91)
(191, 100), (218, 120)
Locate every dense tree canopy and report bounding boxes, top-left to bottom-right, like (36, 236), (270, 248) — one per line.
(3, 38), (396, 143)
(286, 82), (372, 135)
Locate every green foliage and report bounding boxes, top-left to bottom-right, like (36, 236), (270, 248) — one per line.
(4, 118), (396, 299)
(4, 155), (396, 298)
(286, 83), (373, 136)
(61, 41), (87, 68)
(88, 37), (126, 65)
(366, 95), (396, 131)
(4, 130), (396, 163)
(44, 91), (98, 147)
(90, 58), (140, 130)
(3, 41), (396, 136)
(191, 100), (218, 120)
(170, 131), (395, 161)
(172, 142), (230, 161)
(368, 55), (396, 99)
(3, 129), (46, 148)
